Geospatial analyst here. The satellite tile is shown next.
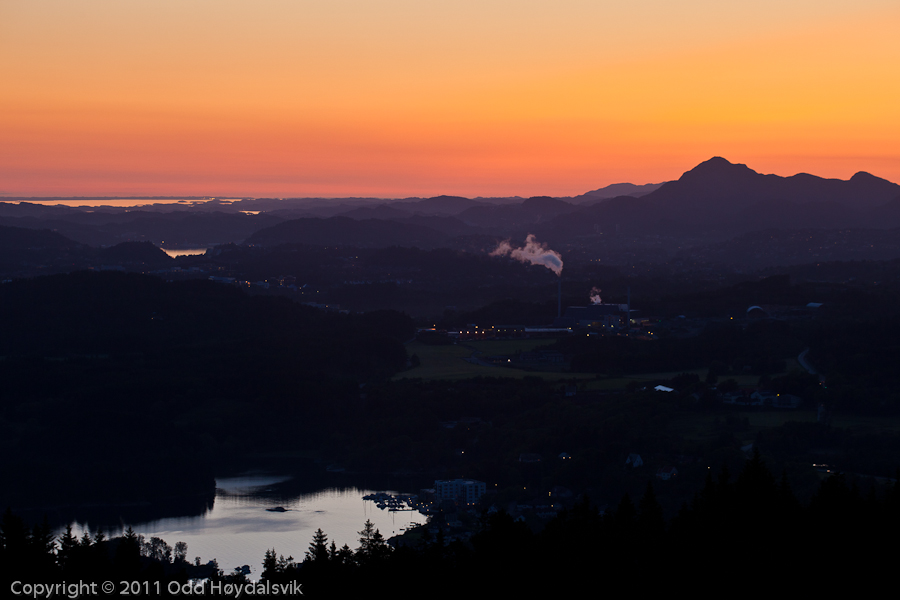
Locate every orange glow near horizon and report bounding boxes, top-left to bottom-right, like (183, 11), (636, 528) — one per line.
(1, 1), (898, 198)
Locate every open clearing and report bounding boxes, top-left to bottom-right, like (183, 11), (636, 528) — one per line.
(395, 340), (594, 382)
(466, 338), (555, 355)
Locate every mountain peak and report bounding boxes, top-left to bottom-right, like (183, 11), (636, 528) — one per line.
(850, 171), (878, 182)
(670, 157), (761, 192)
(684, 157), (755, 177)
(700, 156), (733, 168)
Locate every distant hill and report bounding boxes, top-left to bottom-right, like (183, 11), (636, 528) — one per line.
(0, 224), (82, 251)
(541, 157), (900, 237)
(0, 225), (91, 274)
(0, 201), (81, 218)
(456, 196), (578, 233)
(519, 196), (578, 215)
(246, 216), (450, 248)
(385, 195), (490, 216)
(676, 227), (900, 269)
(580, 181), (666, 201)
(398, 215), (478, 236)
(0, 209), (282, 247)
(650, 157), (900, 209)
(99, 241), (173, 268)
(337, 204), (413, 220)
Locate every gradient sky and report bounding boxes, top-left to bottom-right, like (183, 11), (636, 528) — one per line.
(2, 1), (898, 198)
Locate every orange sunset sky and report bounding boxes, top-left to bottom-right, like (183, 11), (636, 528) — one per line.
(2, 1), (898, 198)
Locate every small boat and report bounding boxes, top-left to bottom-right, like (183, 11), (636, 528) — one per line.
(266, 506), (288, 513)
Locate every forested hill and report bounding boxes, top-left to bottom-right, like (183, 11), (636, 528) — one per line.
(245, 216), (450, 248)
(0, 270), (413, 370)
(0, 271), (415, 509)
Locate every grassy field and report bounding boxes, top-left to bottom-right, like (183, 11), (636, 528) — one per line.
(829, 414), (900, 433)
(397, 344), (812, 387)
(466, 338), (555, 356)
(579, 370), (760, 392)
(669, 409), (900, 446)
(581, 357), (809, 391)
(395, 340), (595, 382)
(668, 410), (819, 444)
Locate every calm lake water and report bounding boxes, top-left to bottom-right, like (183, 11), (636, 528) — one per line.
(59, 475), (428, 576)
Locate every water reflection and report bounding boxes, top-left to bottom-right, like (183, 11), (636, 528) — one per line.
(60, 475), (428, 575)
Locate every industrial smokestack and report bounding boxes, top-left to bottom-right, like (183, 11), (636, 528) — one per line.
(627, 286), (631, 328)
(490, 234), (563, 276)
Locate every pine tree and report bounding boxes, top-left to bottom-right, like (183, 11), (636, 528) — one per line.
(357, 519), (375, 549)
(262, 548), (278, 580)
(277, 554), (295, 572)
(736, 449), (777, 506)
(638, 482), (666, 539)
(26, 518), (57, 576)
(79, 531), (93, 548)
(337, 544), (353, 565)
(356, 520), (390, 563)
(305, 528), (329, 563)
(58, 525), (79, 570)
(115, 527), (141, 577)
(1, 510), (33, 582)
(613, 492), (637, 534)
(368, 528), (389, 560)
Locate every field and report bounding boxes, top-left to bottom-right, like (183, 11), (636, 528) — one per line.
(395, 339), (595, 382)
(466, 338), (555, 355)
(668, 409), (900, 447)
(578, 357), (809, 391)
(397, 343), (813, 390)
(668, 410), (818, 444)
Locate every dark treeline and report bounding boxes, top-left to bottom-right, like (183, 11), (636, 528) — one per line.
(236, 455), (900, 594)
(0, 271), (414, 509)
(4, 455), (897, 595)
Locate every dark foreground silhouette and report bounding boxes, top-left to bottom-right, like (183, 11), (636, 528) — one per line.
(3, 454), (897, 596)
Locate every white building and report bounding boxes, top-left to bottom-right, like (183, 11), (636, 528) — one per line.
(434, 479), (486, 504)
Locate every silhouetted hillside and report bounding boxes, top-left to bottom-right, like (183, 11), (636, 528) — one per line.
(0, 209), (282, 247)
(387, 195), (489, 215)
(246, 216), (450, 248)
(0, 224), (83, 252)
(336, 204), (412, 220)
(542, 157), (900, 237)
(456, 197), (578, 232)
(677, 228), (900, 268)
(651, 157), (899, 208)
(580, 181), (666, 201)
(99, 241), (173, 268)
(0, 225), (91, 273)
(0, 271), (414, 508)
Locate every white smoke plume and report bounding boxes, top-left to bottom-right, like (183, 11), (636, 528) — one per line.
(490, 234), (563, 276)
(590, 287), (602, 304)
